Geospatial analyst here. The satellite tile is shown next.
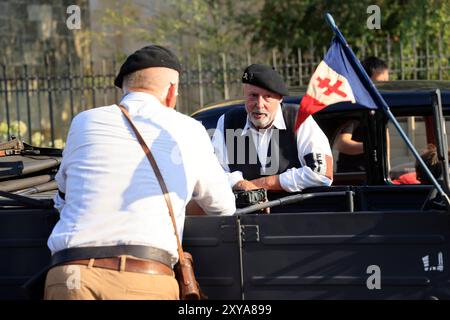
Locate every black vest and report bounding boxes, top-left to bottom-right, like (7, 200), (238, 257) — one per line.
(223, 104), (301, 180)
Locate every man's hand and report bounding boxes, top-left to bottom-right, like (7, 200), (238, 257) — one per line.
(232, 179), (260, 191)
(250, 175), (283, 191)
(233, 180), (270, 214)
(261, 200), (270, 214)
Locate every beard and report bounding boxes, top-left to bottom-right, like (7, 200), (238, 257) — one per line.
(249, 110), (274, 129)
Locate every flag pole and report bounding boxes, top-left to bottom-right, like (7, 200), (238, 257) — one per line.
(325, 13), (450, 207)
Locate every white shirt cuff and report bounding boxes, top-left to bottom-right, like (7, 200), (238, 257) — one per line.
(279, 170), (297, 192)
(279, 167), (332, 193)
(227, 171), (244, 188)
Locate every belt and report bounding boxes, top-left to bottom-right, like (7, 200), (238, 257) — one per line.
(51, 245), (173, 268)
(59, 256), (174, 276)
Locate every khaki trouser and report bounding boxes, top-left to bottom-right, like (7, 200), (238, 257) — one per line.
(44, 258), (179, 300)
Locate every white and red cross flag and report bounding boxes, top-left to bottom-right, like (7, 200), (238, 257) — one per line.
(294, 38), (377, 130)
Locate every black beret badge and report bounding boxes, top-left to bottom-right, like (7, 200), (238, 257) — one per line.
(241, 64), (289, 96)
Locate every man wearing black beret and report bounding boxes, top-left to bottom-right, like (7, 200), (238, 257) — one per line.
(43, 45), (236, 300)
(212, 64), (333, 194)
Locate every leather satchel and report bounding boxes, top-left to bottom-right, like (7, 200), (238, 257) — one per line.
(174, 252), (204, 300)
(118, 105), (204, 300)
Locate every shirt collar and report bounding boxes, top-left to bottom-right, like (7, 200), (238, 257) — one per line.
(241, 104), (286, 136)
(119, 91), (163, 111)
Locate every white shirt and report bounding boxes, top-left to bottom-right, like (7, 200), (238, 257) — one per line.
(211, 105), (333, 192)
(48, 92), (236, 266)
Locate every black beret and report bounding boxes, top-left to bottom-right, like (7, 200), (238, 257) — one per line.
(242, 64), (289, 96)
(114, 45), (182, 88)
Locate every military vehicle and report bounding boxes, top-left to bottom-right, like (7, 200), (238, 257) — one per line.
(1, 81), (450, 300)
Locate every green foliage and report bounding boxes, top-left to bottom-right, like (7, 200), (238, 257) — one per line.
(89, 0), (448, 80)
(90, 0), (262, 63)
(144, 0), (259, 57)
(91, 0), (153, 61)
(241, 0), (448, 56)
(90, 0), (448, 57)
(0, 121), (27, 143)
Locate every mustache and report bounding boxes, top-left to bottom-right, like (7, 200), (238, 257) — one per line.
(251, 110), (269, 116)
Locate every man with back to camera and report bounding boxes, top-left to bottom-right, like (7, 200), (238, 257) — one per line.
(212, 64), (333, 194)
(43, 45), (236, 300)
(335, 56), (389, 172)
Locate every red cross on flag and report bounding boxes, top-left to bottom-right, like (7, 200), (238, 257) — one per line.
(294, 38), (377, 131)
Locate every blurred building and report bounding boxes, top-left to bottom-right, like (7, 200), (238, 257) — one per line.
(0, 0), (166, 66)
(0, 0), (91, 66)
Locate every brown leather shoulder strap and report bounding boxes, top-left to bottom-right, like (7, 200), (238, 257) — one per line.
(117, 104), (185, 264)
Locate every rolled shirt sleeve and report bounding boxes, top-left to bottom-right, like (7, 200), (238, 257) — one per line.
(192, 122), (236, 215)
(279, 116), (333, 192)
(211, 114), (244, 188)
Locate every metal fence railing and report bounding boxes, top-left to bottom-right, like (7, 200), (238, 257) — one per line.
(0, 58), (119, 148)
(1, 37), (449, 147)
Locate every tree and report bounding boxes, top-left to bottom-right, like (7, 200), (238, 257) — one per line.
(90, 0), (153, 61)
(144, 0), (262, 57)
(240, 0), (449, 56)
